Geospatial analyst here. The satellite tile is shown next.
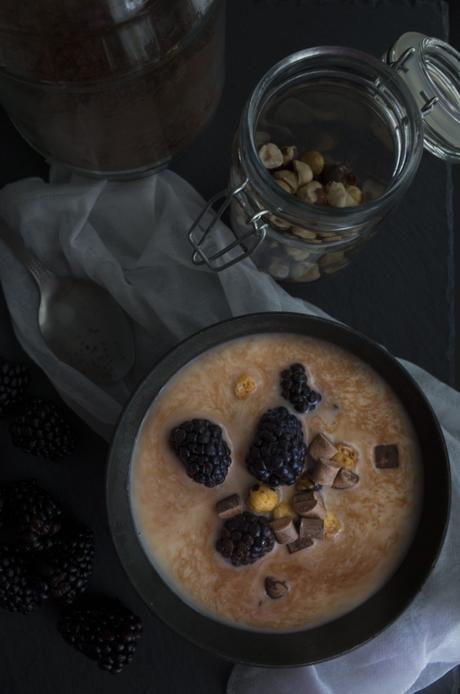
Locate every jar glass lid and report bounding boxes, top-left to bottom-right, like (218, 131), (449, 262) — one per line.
(386, 32), (460, 162)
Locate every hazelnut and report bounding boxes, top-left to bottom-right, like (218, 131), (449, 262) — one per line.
(275, 179), (294, 194)
(259, 143), (284, 169)
(347, 185), (363, 204)
(268, 260), (290, 279)
(326, 182), (357, 208)
(281, 145), (298, 165)
(320, 250), (346, 268)
(297, 180), (324, 204)
(274, 169), (298, 193)
(292, 263), (321, 282)
(292, 160), (313, 186)
(287, 247), (311, 261)
(300, 150), (325, 176)
(268, 214), (291, 230)
(290, 226), (317, 240)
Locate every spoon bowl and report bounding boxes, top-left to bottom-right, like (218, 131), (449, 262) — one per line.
(39, 276), (135, 385)
(0, 219), (135, 384)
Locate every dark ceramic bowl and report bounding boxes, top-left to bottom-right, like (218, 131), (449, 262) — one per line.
(106, 313), (450, 667)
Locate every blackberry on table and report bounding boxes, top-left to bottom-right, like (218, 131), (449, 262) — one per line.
(10, 398), (76, 461)
(216, 512), (275, 567)
(0, 544), (48, 614)
(280, 363), (322, 414)
(0, 359), (30, 417)
(169, 418), (231, 487)
(34, 526), (95, 605)
(59, 597), (143, 674)
(4, 480), (62, 552)
(246, 407), (307, 487)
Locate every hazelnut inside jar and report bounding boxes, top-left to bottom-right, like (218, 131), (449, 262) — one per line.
(189, 35), (460, 282)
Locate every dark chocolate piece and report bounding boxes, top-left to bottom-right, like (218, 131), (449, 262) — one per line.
(374, 445), (399, 469)
(309, 433), (337, 461)
(309, 459), (340, 486)
(292, 491), (316, 516)
(287, 535), (313, 554)
(264, 576), (290, 600)
(269, 518), (298, 545)
(333, 468), (360, 489)
(299, 517), (324, 540)
(294, 491), (326, 519)
(215, 494), (242, 519)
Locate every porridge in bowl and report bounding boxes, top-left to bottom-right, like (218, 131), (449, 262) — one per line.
(131, 334), (422, 632)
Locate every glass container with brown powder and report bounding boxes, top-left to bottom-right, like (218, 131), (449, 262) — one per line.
(0, 0), (226, 178)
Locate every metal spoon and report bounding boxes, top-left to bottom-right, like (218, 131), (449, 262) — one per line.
(0, 219), (135, 385)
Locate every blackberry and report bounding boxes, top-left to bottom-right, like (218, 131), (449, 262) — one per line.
(246, 407), (306, 486)
(0, 359), (30, 417)
(4, 480), (62, 551)
(10, 398), (76, 461)
(216, 512), (275, 567)
(280, 363), (322, 414)
(59, 597), (143, 673)
(169, 419), (231, 487)
(0, 545), (48, 614)
(34, 526), (95, 604)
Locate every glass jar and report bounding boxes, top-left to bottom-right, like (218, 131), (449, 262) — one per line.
(0, 0), (225, 178)
(188, 33), (460, 282)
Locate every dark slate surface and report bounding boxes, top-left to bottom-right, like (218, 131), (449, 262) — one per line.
(0, 1), (458, 694)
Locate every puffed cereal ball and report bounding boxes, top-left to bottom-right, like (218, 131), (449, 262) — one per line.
(248, 485), (279, 513)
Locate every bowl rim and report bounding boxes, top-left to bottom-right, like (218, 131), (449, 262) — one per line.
(106, 312), (451, 667)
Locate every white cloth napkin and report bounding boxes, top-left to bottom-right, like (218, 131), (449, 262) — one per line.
(0, 168), (458, 693)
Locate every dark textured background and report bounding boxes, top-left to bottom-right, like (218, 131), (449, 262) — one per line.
(0, 1), (458, 693)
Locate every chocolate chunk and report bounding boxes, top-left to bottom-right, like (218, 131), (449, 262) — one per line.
(264, 576), (290, 600)
(270, 517), (298, 545)
(292, 491), (316, 516)
(293, 490), (326, 519)
(309, 433), (338, 461)
(215, 494), (242, 519)
(299, 517), (324, 540)
(309, 459), (340, 486)
(287, 535), (313, 554)
(333, 468), (360, 489)
(374, 444), (399, 469)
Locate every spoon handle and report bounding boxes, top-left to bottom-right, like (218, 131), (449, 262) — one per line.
(0, 218), (54, 288)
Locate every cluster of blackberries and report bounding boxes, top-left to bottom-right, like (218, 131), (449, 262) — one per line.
(0, 480), (93, 613)
(0, 358), (75, 460)
(0, 357), (142, 674)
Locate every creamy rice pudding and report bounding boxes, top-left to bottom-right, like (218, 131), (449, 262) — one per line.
(131, 334), (422, 631)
